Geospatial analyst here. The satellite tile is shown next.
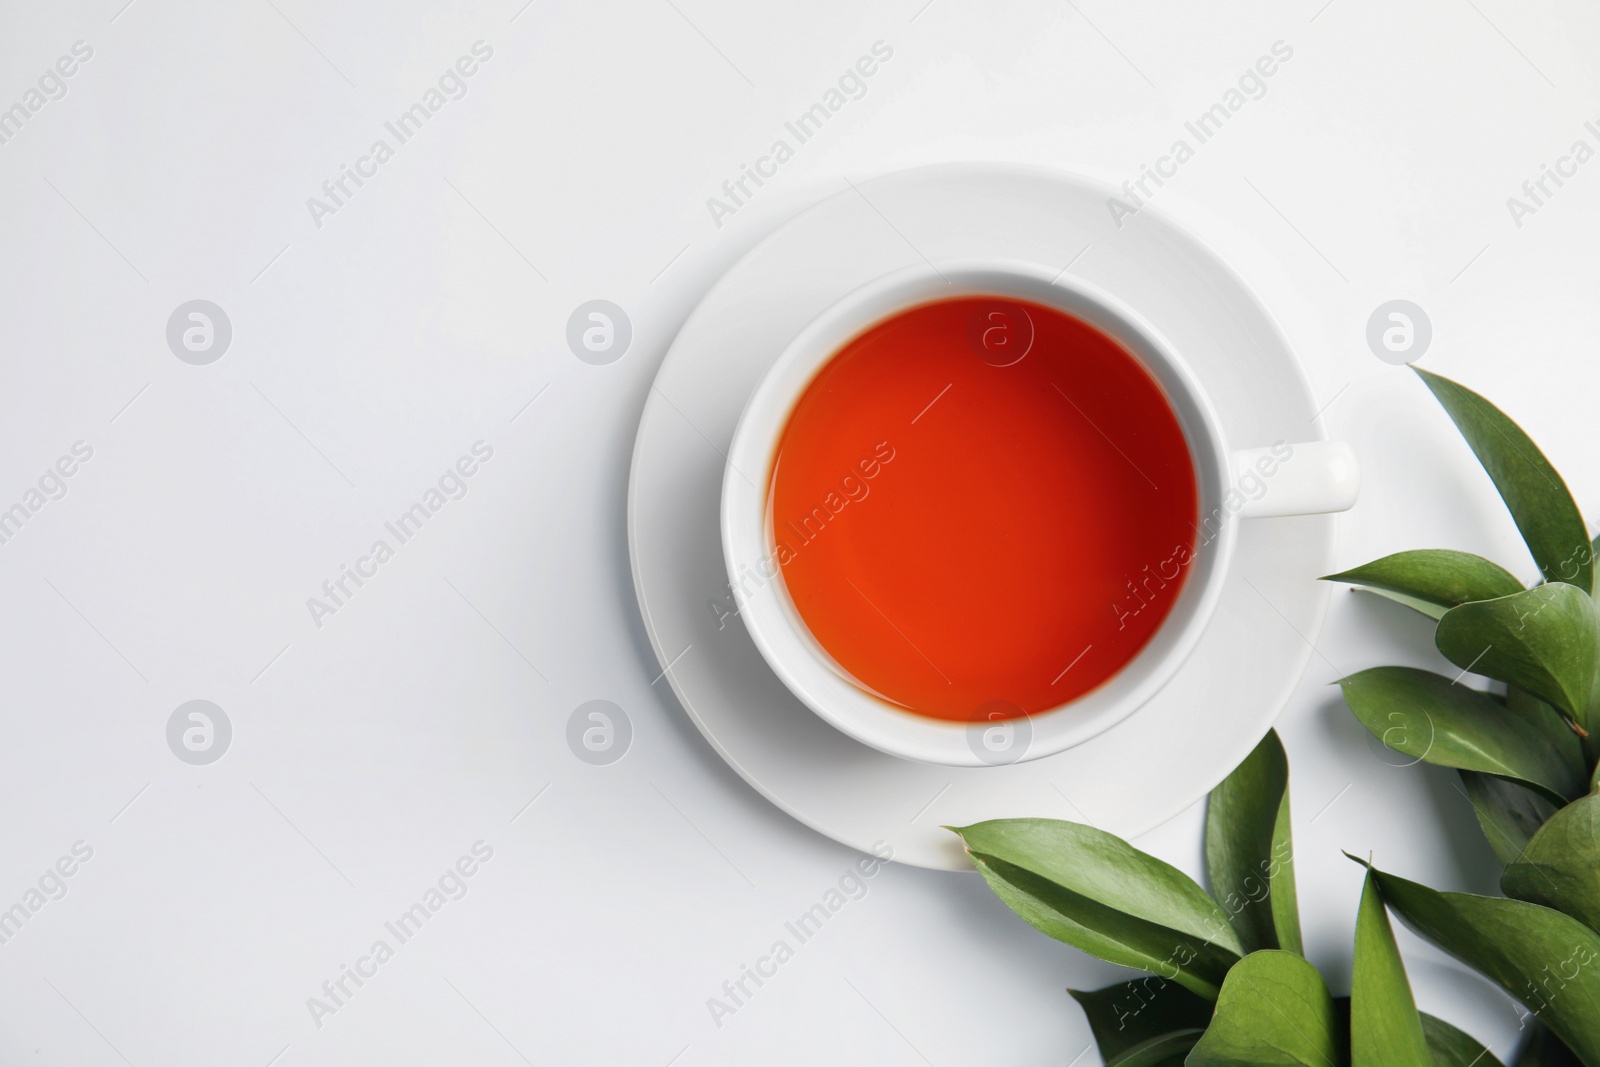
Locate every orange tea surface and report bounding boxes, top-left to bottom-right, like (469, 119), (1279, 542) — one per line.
(769, 296), (1198, 721)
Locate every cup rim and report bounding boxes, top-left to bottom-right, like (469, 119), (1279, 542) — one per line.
(721, 258), (1238, 766)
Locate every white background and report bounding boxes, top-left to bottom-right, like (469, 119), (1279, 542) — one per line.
(1, 0), (1597, 1063)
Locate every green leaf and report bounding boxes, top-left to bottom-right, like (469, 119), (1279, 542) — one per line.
(1414, 368), (1591, 591)
(1068, 978), (1213, 1062)
(1364, 861), (1600, 1064)
(1337, 667), (1584, 804)
(1325, 550), (1523, 611)
(1584, 660), (1600, 770)
(1506, 686), (1589, 786)
(1436, 585), (1600, 727)
(954, 820), (1243, 953)
(1356, 870), (1433, 1062)
(1460, 770), (1559, 865)
(1592, 530), (1600, 593)
(1592, 529), (1600, 597)
(1206, 730), (1301, 955)
(1352, 870), (1431, 1066)
(1502, 794), (1600, 935)
(1419, 1013), (1504, 1067)
(1515, 1023), (1584, 1066)
(1107, 1030), (1204, 1066)
(1187, 950), (1347, 1067)
(953, 820), (1242, 998)
(965, 851), (1239, 999)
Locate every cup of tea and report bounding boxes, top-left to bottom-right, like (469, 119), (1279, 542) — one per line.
(721, 259), (1357, 766)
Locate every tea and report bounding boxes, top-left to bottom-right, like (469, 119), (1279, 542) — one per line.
(768, 296), (1198, 722)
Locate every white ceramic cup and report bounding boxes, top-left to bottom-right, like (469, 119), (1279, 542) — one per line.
(722, 259), (1357, 767)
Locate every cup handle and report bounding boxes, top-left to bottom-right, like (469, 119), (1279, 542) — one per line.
(1230, 441), (1359, 519)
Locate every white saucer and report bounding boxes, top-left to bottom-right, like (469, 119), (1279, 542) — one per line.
(627, 163), (1336, 871)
